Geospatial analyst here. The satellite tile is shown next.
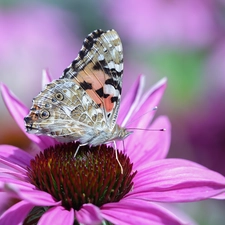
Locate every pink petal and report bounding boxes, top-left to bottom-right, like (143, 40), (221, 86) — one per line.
(75, 204), (103, 225)
(0, 200), (34, 225)
(126, 116), (171, 169)
(38, 206), (74, 225)
(212, 192), (225, 200)
(118, 75), (144, 126)
(101, 198), (187, 225)
(157, 203), (198, 225)
(0, 166), (27, 180)
(0, 193), (12, 216)
(0, 83), (38, 145)
(0, 145), (32, 180)
(41, 69), (53, 89)
(0, 145), (32, 169)
(0, 83), (56, 149)
(16, 189), (60, 206)
(126, 78), (167, 129)
(0, 178), (59, 206)
(129, 158), (225, 202)
(0, 177), (35, 191)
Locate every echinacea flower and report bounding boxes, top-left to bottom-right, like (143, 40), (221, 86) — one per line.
(1, 71), (225, 225)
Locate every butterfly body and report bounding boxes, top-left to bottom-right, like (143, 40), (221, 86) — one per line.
(24, 29), (132, 146)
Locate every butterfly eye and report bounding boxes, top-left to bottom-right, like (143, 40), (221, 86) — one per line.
(55, 92), (64, 101)
(40, 110), (50, 119)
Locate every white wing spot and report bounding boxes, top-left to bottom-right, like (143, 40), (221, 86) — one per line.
(104, 84), (120, 96)
(98, 54), (105, 61)
(107, 61), (123, 72)
(115, 45), (122, 52)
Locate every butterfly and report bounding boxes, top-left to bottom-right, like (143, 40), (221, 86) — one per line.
(24, 29), (132, 158)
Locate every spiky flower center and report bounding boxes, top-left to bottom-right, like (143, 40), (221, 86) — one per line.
(27, 142), (136, 210)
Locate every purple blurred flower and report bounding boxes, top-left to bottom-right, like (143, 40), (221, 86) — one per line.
(186, 90), (225, 176)
(104, 0), (217, 48)
(0, 4), (79, 102)
(0, 4), (79, 146)
(0, 71), (225, 224)
(178, 38), (225, 176)
(205, 40), (225, 91)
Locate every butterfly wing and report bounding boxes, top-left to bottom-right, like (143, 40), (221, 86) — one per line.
(61, 29), (123, 130)
(25, 29), (124, 144)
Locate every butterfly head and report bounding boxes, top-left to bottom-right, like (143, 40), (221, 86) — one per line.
(24, 104), (52, 134)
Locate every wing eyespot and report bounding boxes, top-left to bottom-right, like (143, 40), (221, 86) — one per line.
(55, 92), (64, 101)
(40, 110), (50, 119)
(52, 98), (57, 103)
(45, 103), (51, 108)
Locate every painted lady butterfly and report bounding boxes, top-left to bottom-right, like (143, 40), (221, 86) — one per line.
(24, 29), (132, 155)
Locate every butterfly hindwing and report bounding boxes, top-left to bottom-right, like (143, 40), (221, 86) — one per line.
(25, 78), (106, 142)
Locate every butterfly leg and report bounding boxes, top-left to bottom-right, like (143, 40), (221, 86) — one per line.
(113, 141), (123, 174)
(74, 143), (88, 157)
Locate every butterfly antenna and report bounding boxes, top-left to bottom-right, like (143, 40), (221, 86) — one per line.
(127, 127), (166, 132)
(125, 106), (167, 132)
(113, 141), (123, 174)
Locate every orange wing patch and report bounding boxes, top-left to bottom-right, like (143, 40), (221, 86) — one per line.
(73, 62), (114, 112)
(76, 62), (110, 90)
(103, 94), (114, 112)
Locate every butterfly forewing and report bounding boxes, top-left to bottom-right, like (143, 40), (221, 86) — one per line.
(61, 29), (123, 128)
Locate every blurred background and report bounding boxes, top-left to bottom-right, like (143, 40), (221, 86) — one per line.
(0, 0), (225, 224)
